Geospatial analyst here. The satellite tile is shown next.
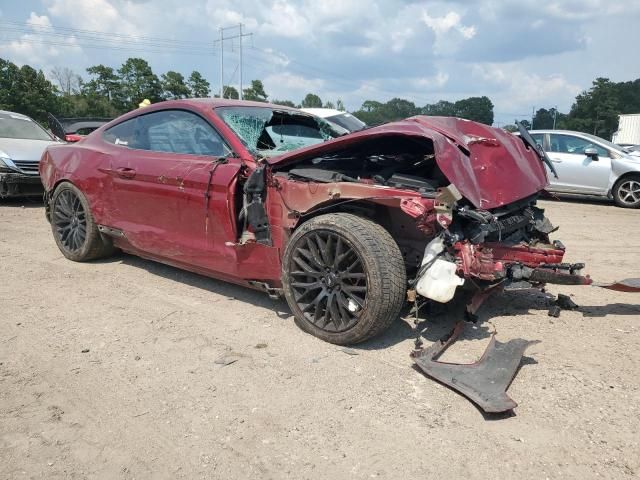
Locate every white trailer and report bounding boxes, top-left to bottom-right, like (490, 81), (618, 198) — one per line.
(612, 113), (640, 144)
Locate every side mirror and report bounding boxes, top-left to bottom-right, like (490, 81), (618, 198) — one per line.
(584, 147), (599, 159)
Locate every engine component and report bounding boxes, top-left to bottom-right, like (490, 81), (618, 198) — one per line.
(415, 237), (465, 303)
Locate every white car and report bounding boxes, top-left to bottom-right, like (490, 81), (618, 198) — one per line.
(0, 110), (59, 198)
(300, 108), (366, 133)
(528, 129), (640, 208)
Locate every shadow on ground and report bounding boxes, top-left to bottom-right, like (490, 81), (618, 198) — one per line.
(90, 251), (639, 351)
(0, 196), (44, 209)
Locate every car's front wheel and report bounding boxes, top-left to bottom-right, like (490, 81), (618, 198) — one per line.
(50, 182), (114, 261)
(282, 213), (406, 345)
(613, 175), (640, 208)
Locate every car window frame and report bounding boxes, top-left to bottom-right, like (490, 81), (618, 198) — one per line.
(547, 133), (611, 158)
(102, 108), (234, 158)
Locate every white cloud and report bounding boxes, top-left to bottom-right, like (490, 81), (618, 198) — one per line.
(258, 0), (311, 38)
(2, 11), (83, 68)
(26, 12), (52, 30)
(471, 63), (582, 114)
(263, 72), (325, 100)
(422, 9), (476, 55)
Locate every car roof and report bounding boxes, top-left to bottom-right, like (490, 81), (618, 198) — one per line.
(172, 98), (302, 111)
(299, 108), (344, 118)
(529, 129), (592, 135)
(0, 110), (35, 121)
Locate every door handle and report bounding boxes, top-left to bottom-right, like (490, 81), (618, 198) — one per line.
(116, 167), (136, 179)
(551, 159), (562, 163)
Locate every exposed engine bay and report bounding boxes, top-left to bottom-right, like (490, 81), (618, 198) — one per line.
(275, 136), (448, 194)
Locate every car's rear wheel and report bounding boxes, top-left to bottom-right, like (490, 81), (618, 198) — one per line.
(613, 175), (640, 208)
(282, 213), (406, 345)
(50, 182), (114, 261)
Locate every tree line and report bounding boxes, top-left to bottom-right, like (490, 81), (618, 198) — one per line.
(0, 57), (347, 125)
(514, 78), (640, 139)
(2, 56), (640, 140)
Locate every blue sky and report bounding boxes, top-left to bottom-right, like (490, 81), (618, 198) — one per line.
(2, 0), (640, 125)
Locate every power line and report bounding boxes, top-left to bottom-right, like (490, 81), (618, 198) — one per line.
(0, 20), (214, 48)
(0, 35), (215, 56)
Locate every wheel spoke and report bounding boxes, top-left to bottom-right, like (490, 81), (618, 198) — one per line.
(53, 189), (87, 253)
(288, 228), (368, 333)
(293, 255), (322, 275)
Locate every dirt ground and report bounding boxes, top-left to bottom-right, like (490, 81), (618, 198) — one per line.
(1, 196), (639, 479)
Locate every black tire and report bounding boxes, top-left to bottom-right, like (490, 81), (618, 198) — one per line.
(50, 182), (114, 261)
(613, 175), (640, 208)
(282, 213), (406, 345)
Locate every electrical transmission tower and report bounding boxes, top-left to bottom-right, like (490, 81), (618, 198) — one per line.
(215, 24), (253, 99)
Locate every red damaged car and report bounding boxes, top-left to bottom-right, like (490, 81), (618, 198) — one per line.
(40, 99), (587, 345)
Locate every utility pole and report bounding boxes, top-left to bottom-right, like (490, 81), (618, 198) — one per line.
(553, 105), (558, 130)
(239, 23), (243, 100)
(531, 106), (535, 130)
(215, 24), (253, 100)
(219, 27), (224, 98)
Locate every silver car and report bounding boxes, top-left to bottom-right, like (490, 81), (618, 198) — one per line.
(0, 110), (59, 198)
(529, 129), (640, 208)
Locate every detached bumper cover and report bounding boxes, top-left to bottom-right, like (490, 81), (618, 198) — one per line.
(412, 322), (539, 413)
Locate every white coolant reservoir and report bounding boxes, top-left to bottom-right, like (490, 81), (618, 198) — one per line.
(415, 237), (465, 303)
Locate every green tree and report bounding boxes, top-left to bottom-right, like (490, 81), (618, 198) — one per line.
(336, 99), (345, 111)
(502, 124), (518, 133)
(271, 99), (297, 107)
(222, 85), (239, 99)
(454, 96), (494, 125)
(84, 64), (123, 111)
(353, 98), (419, 125)
(0, 60), (60, 123)
(117, 58), (162, 110)
(242, 79), (268, 102)
(565, 78), (620, 138)
(0, 58), (22, 112)
(187, 71), (210, 97)
(324, 101), (335, 109)
(301, 93), (322, 108)
(161, 71), (189, 100)
(423, 100), (456, 116)
(361, 100), (383, 112)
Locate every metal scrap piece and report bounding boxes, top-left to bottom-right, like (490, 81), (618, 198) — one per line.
(555, 293), (579, 310)
(411, 322), (539, 413)
(593, 278), (640, 292)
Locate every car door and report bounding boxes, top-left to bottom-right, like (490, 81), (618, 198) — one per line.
(545, 133), (612, 194)
(101, 109), (243, 272)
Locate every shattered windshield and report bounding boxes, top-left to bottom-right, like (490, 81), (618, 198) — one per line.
(216, 106), (345, 157)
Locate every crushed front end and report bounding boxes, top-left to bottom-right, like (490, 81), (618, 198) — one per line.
(411, 190), (592, 309)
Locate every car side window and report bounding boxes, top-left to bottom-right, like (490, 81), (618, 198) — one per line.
(137, 110), (231, 157)
(103, 110), (231, 157)
(103, 118), (136, 147)
(548, 134), (608, 157)
(530, 133), (544, 149)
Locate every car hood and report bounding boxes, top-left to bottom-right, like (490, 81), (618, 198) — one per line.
(0, 138), (59, 162)
(268, 116), (549, 209)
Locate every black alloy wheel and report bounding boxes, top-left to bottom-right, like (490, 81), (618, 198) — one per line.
(49, 182), (114, 262)
(53, 188), (87, 253)
(289, 230), (368, 332)
(282, 213), (406, 345)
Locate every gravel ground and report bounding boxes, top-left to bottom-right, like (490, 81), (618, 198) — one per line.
(1, 196), (639, 479)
